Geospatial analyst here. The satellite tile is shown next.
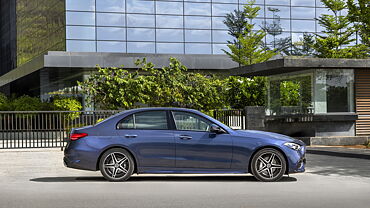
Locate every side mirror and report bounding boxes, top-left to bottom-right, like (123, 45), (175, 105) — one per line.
(210, 124), (226, 134)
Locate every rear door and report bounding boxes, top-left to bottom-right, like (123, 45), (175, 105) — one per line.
(172, 111), (233, 169)
(116, 110), (175, 168)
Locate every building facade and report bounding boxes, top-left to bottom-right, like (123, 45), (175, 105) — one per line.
(1, 0), (338, 97)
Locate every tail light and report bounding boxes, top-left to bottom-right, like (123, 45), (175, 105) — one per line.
(70, 133), (88, 141)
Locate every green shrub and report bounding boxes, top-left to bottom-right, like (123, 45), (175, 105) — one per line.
(52, 97), (82, 120)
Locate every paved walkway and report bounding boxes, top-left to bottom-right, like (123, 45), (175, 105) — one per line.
(0, 147), (369, 208)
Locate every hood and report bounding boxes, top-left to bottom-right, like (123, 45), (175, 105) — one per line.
(235, 130), (304, 145)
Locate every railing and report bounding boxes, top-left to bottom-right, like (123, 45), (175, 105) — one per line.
(213, 109), (246, 129)
(0, 111), (120, 149)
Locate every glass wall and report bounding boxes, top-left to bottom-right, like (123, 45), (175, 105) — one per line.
(267, 69), (354, 115)
(17, 0), (66, 66)
(65, 0), (331, 54)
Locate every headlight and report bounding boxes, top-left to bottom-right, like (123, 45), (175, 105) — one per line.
(284, 142), (301, 150)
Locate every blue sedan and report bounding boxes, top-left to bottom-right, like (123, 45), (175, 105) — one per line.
(64, 107), (306, 182)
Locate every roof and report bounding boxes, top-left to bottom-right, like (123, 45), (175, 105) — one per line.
(229, 57), (370, 77)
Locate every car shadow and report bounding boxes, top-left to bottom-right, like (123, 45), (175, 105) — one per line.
(30, 175), (297, 183)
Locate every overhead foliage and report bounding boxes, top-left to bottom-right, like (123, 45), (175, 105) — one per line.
(347, 0), (370, 47)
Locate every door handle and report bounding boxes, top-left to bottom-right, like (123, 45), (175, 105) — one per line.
(179, 135), (192, 140)
(124, 134), (137, 138)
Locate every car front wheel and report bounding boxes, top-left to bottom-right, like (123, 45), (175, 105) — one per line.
(99, 148), (134, 182)
(251, 148), (287, 182)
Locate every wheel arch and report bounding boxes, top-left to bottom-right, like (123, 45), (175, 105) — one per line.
(248, 145), (289, 174)
(96, 146), (138, 173)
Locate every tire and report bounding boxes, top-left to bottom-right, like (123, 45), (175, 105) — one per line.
(99, 148), (135, 182)
(251, 148), (286, 182)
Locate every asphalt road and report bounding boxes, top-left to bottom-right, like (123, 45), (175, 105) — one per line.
(0, 147), (369, 208)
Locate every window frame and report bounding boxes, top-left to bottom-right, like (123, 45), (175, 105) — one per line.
(116, 110), (172, 130)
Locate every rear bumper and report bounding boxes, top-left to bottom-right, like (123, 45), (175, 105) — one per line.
(63, 140), (100, 171)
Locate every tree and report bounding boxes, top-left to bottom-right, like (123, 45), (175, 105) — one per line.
(347, 0), (370, 47)
(223, 9), (249, 41)
(225, 76), (266, 108)
(291, 33), (316, 56)
(79, 58), (227, 111)
(223, 0), (276, 66)
(313, 0), (368, 58)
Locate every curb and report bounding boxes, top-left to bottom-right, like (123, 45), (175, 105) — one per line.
(296, 136), (369, 146)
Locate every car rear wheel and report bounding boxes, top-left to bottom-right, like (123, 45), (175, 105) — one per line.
(99, 148), (134, 182)
(251, 148), (286, 182)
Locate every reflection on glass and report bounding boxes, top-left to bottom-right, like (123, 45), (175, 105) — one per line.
(66, 0), (95, 11)
(291, 20), (315, 32)
(291, 7), (315, 19)
(185, 43), (211, 54)
(264, 18), (290, 31)
(265, 6), (290, 19)
(66, 12), (95, 25)
(212, 3), (238, 16)
(127, 0), (154, 13)
(97, 13), (125, 26)
(97, 27), (126, 41)
(213, 44), (229, 54)
(156, 15), (183, 28)
(156, 1), (183, 15)
(156, 29), (183, 42)
(67, 40), (96, 52)
(96, 0), (125, 12)
(212, 17), (228, 29)
(266, 32), (291, 43)
(316, 7), (333, 17)
(127, 28), (155, 41)
(157, 43), (184, 54)
(291, 0), (315, 7)
(184, 3), (211, 16)
(127, 14), (155, 27)
(212, 30), (231, 43)
(213, 0), (238, 3)
(97, 41), (126, 52)
(66, 26), (95, 40)
(185, 16), (211, 29)
(185, 30), (211, 42)
(265, 0), (290, 5)
(127, 42), (155, 53)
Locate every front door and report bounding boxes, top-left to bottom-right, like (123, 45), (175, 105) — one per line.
(172, 111), (233, 169)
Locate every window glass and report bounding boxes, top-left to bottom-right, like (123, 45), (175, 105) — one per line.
(185, 30), (211, 42)
(96, 0), (125, 12)
(291, 20), (315, 32)
(156, 15), (183, 28)
(127, 0), (154, 13)
(212, 30), (231, 43)
(97, 13), (125, 27)
(127, 28), (155, 41)
(212, 3), (238, 16)
(291, 7), (316, 19)
(213, 44), (230, 54)
(213, 0), (238, 3)
(265, 0), (290, 5)
(66, 0), (95, 11)
(127, 42), (155, 53)
(291, 0), (315, 7)
(316, 7), (333, 17)
(156, 29), (183, 42)
(157, 1), (183, 15)
(184, 3), (211, 16)
(185, 43), (211, 54)
(97, 41), (126, 52)
(66, 12), (95, 25)
(184, 0), (211, 2)
(173, 111), (211, 131)
(316, 0), (326, 8)
(157, 43), (184, 54)
(117, 115), (134, 129)
(97, 27), (126, 41)
(265, 6), (290, 19)
(66, 26), (95, 40)
(66, 40), (96, 52)
(121, 111), (168, 129)
(263, 19), (290, 32)
(212, 17), (228, 30)
(127, 14), (155, 27)
(185, 16), (211, 29)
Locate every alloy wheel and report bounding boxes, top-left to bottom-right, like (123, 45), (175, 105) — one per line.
(251, 148), (286, 182)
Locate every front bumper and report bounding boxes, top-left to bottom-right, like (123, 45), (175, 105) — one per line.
(286, 145), (306, 173)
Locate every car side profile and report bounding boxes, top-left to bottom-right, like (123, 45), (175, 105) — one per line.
(64, 107), (306, 182)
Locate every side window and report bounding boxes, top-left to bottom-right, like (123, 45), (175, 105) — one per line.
(117, 111), (168, 130)
(172, 111), (211, 131)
